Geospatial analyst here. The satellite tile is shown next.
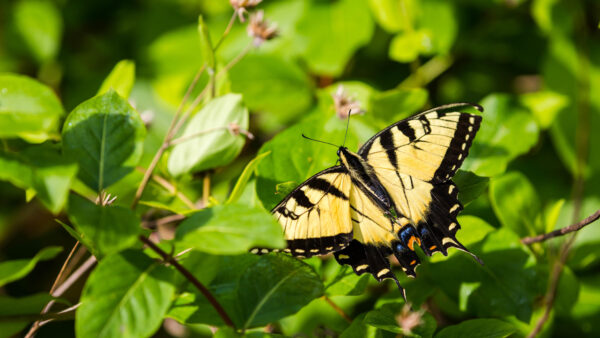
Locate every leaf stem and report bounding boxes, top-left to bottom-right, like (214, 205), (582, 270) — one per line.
(521, 209), (600, 245)
(214, 11), (238, 52)
(138, 235), (235, 327)
(131, 65), (207, 209)
(322, 295), (352, 323)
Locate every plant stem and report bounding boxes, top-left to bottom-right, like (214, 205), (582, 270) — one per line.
(138, 235), (235, 327)
(132, 65), (207, 209)
(168, 127), (229, 147)
(521, 210), (600, 245)
(214, 11), (237, 52)
(322, 296), (352, 323)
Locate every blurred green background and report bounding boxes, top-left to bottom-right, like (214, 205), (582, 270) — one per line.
(1, 0), (600, 337)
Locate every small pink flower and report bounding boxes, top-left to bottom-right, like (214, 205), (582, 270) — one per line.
(247, 10), (278, 46)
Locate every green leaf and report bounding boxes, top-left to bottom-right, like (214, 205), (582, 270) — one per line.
(430, 228), (542, 322)
(325, 265), (370, 296)
(430, 215), (495, 264)
(364, 303), (437, 337)
(229, 54), (313, 127)
(0, 246), (62, 287)
(489, 171), (542, 237)
(98, 60), (136, 98)
(0, 144), (77, 213)
(168, 254), (323, 329)
(453, 170), (489, 206)
(238, 255), (324, 329)
(13, 0), (62, 63)
(62, 90), (146, 192)
(296, 0), (375, 76)
(554, 266), (579, 316)
(435, 319), (516, 338)
(198, 16), (215, 69)
(226, 151), (271, 205)
(176, 203), (285, 255)
(76, 250), (176, 338)
(370, 88), (428, 123)
(389, 30), (426, 63)
(0, 293), (55, 338)
(519, 91), (569, 129)
(419, 0), (457, 54)
(67, 193), (141, 257)
(367, 0), (406, 32)
(340, 313), (379, 338)
(0, 73), (64, 142)
(168, 94), (248, 176)
(461, 94), (540, 177)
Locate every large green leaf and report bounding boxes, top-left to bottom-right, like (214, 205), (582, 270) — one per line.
(461, 94), (540, 177)
(453, 170), (489, 206)
(0, 293), (55, 338)
(0, 144), (77, 213)
(429, 228), (543, 323)
(67, 193), (141, 257)
(435, 318), (516, 338)
(176, 203), (285, 255)
(296, 0), (375, 76)
(13, 0), (62, 63)
(168, 94), (248, 176)
(62, 90), (146, 192)
(168, 254), (323, 329)
(229, 54), (313, 126)
(0, 246), (62, 287)
(98, 60), (136, 98)
(0, 73), (64, 142)
(76, 250), (176, 338)
(489, 171), (542, 237)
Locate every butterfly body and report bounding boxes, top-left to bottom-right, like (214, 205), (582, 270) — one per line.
(260, 103), (484, 298)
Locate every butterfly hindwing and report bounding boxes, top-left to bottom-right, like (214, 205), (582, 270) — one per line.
(269, 166), (354, 258)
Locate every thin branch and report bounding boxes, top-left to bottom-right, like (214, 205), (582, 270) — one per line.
(168, 127), (229, 147)
(25, 256), (96, 338)
(138, 235), (235, 327)
(214, 11), (238, 52)
(135, 167), (196, 209)
(521, 209), (600, 245)
(322, 296), (352, 323)
(131, 65), (207, 208)
(0, 305), (78, 323)
(142, 214), (186, 229)
(219, 42), (253, 77)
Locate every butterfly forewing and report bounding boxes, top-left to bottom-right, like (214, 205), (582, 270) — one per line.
(270, 166), (354, 257)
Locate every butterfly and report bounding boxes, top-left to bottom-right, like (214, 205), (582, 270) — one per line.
(254, 103), (483, 298)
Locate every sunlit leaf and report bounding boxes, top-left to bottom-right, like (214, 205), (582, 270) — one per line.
(168, 94), (248, 176)
(62, 90), (146, 192)
(453, 170), (489, 206)
(13, 0), (62, 63)
(98, 60), (136, 98)
(176, 204), (285, 255)
(0, 73), (64, 142)
(76, 250), (176, 338)
(435, 318), (516, 338)
(0, 246), (62, 287)
(67, 193), (141, 257)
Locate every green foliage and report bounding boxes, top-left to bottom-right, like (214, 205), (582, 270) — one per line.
(168, 94), (248, 176)
(0, 246), (62, 287)
(1, 0), (599, 337)
(62, 90), (146, 192)
(0, 73), (64, 142)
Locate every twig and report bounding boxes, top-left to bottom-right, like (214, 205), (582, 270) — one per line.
(214, 11), (238, 51)
(322, 296), (352, 323)
(168, 127), (229, 147)
(37, 303), (81, 327)
(132, 65), (207, 208)
(142, 214), (186, 229)
(135, 167), (196, 209)
(25, 242), (82, 337)
(25, 256), (96, 338)
(521, 209), (600, 245)
(0, 305), (78, 323)
(219, 42), (253, 76)
(202, 173), (211, 208)
(138, 235), (235, 327)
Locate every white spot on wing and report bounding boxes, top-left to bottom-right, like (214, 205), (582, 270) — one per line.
(377, 269), (390, 278)
(449, 204), (460, 213)
(356, 264), (369, 272)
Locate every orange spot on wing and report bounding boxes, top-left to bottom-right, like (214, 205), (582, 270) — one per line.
(429, 245), (437, 251)
(410, 260), (417, 265)
(408, 236), (417, 251)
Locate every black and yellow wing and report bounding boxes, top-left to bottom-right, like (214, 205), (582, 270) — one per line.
(265, 166), (354, 258)
(357, 103), (483, 260)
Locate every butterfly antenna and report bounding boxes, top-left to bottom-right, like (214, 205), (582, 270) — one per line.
(342, 109), (351, 147)
(301, 134), (338, 149)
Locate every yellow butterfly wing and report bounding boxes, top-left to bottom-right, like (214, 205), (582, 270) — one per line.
(267, 166), (354, 257)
